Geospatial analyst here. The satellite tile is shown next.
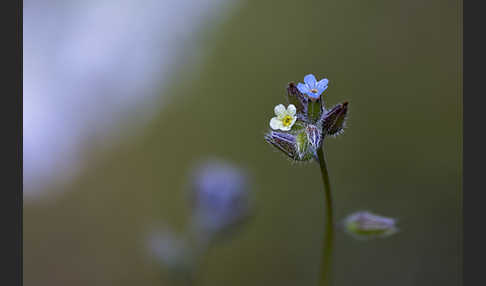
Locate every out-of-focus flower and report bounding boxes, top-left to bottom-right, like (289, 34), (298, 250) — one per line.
(147, 159), (252, 283)
(23, 0), (239, 199)
(189, 159), (251, 242)
(270, 104), (297, 131)
(147, 228), (191, 273)
(343, 211), (398, 240)
(297, 74), (329, 100)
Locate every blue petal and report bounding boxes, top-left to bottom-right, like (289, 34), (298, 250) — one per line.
(307, 92), (320, 99)
(304, 74), (317, 89)
(315, 89), (325, 97)
(316, 78), (328, 91)
(297, 82), (309, 94)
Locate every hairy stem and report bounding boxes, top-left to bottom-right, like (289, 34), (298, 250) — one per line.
(316, 146), (334, 286)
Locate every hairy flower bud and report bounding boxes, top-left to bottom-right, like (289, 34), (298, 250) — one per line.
(287, 82), (307, 115)
(265, 131), (298, 159)
(305, 124), (322, 151)
(265, 130), (314, 161)
(295, 130), (314, 161)
(321, 102), (348, 136)
(189, 159), (251, 241)
(343, 211), (398, 240)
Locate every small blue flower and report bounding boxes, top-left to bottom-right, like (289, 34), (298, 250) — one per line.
(190, 159), (251, 239)
(147, 227), (190, 271)
(297, 74), (329, 99)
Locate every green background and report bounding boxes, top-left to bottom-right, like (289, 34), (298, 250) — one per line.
(24, 0), (462, 285)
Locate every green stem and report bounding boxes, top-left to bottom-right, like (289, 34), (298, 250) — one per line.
(316, 146), (334, 286)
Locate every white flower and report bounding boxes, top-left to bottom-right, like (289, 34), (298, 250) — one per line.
(269, 104), (297, 131)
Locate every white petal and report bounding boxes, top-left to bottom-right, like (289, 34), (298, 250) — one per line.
(274, 104), (286, 117)
(287, 104), (296, 115)
(280, 124), (291, 131)
(269, 117), (282, 130)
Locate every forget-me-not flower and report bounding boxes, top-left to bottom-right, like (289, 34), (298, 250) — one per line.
(265, 75), (349, 162)
(269, 104), (297, 131)
(297, 74), (329, 100)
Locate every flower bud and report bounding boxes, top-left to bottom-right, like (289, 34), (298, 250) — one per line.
(265, 130), (315, 162)
(189, 159), (251, 241)
(265, 131), (298, 160)
(321, 102), (348, 136)
(305, 124), (322, 151)
(343, 211), (398, 240)
(286, 82), (307, 115)
(295, 130), (314, 161)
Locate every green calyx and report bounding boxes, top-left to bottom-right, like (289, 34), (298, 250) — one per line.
(295, 130), (314, 161)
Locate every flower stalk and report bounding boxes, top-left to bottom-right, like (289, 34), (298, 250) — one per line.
(265, 74), (400, 286)
(265, 74), (349, 286)
(317, 146), (334, 286)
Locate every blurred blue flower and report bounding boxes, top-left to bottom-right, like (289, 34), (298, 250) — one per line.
(146, 228), (191, 273)
(189, 159), (251, 241)
(297, 74), (328, 99)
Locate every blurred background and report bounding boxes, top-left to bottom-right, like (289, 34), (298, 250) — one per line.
(23, 0), (462, 285)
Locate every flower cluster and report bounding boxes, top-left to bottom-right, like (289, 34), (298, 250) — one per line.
(265, 74), (348, 161)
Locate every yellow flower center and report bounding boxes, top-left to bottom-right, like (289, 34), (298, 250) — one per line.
(282, 115), (293, 127)
(310, 88), (318, 93)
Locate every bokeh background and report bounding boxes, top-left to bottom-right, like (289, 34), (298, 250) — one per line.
(24, 0), (462, 285)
